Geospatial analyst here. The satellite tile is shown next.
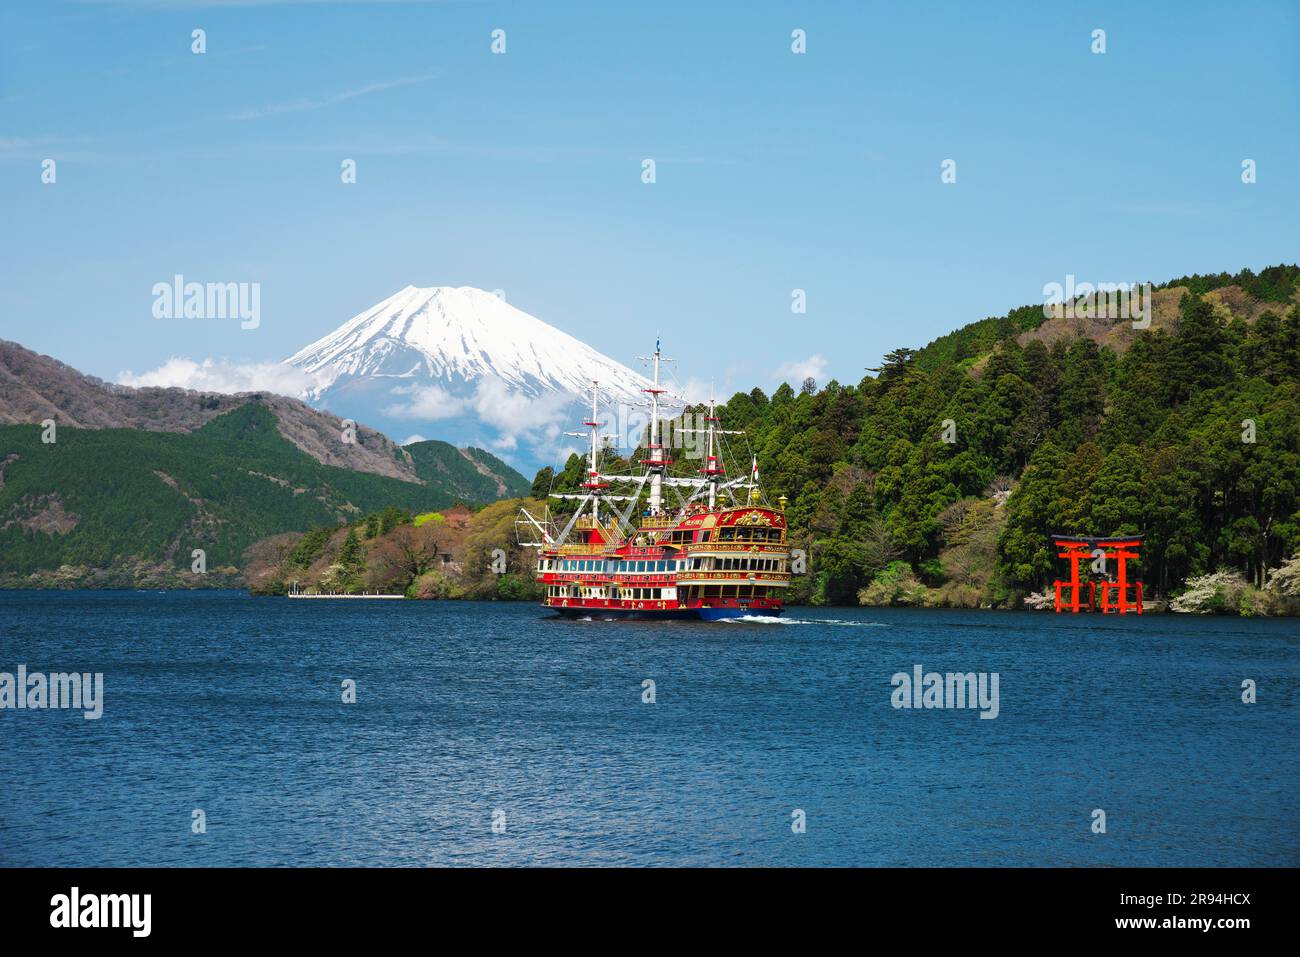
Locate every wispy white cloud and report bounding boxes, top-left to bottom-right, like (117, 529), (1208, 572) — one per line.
(1112, 201), (1207, 217)
(117, 357), (319, 396)
(673, 376), (730, 405)
(384, 377), (574, 454)
(383, 383), (465, 421)
(255, 135), (729, 165)
(223, 72), (436, 122)
(773, 354), (827, 384)
(0, 134), (108, 159)
(80, 1), (458, 8)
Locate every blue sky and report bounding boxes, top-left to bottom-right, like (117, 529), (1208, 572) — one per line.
(2, 0), (1296, 402)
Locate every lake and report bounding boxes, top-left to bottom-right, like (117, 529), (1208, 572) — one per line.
(1, 591), (1296, 866)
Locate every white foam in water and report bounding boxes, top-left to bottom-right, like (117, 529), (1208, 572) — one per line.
(724, 614), (886, 627)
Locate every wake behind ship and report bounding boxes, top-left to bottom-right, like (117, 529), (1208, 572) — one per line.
(518, 341), (792, 620)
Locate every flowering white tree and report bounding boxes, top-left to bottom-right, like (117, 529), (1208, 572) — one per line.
(1266, 553), (1300, 597)
(1169, 570), (1251, 614)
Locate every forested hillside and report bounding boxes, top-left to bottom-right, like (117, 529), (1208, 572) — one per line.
(0, 402), (518, 587)
(543, 266), (1300, 611)
(403, 440), (531, 501)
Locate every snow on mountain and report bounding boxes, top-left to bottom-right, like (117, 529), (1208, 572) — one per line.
(283, 286), (660, 469)
(287, 286), (651, 400)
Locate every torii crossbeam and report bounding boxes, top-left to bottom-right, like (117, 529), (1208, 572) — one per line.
(1051, 535), (1144, 615)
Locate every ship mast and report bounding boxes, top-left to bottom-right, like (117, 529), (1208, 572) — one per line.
(572, 379), (608, 521)
(679, 389), (742, 510)
(705, 396), (718, 509)
(636, 339), (672, 514)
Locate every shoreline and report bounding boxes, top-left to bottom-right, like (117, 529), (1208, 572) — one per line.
(2, 585), (1296, 617)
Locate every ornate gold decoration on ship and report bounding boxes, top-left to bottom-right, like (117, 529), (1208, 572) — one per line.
(735, 510), (773, 527)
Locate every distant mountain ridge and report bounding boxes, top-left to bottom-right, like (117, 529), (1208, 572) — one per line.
(909, 264), (1300, 372)
(0, 339), (529, 587)
(1, 338), (416, 480)
(0, 338), (527, 501)
(0, 400), (526, 588)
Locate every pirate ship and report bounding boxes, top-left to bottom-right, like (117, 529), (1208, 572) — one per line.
(517, 341), (792, 620)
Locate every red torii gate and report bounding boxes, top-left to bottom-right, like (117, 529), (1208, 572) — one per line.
(1052, 535), (1144, 615)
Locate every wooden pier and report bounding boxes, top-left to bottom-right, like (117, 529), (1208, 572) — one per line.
(286, 591), (405, 600)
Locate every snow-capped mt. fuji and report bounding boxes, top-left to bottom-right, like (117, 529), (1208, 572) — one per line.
(288, 285), (652, 402)
(284, 286), (656, 469)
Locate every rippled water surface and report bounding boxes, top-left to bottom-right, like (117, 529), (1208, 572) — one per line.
(1, 591), (1296, 866)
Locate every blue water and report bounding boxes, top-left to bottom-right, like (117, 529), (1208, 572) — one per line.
(0, 591), (1296, 867)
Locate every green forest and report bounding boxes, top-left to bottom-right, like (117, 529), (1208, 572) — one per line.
(0, 402), (502, 585)
(4, 266), (1298, 613)
(541, 266), (1300, 612)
